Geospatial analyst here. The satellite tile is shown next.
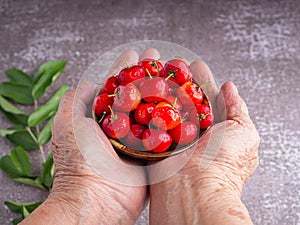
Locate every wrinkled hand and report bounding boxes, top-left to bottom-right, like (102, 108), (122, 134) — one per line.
(148, 51), (260, 191)
(50, 49), (159, 224)
(182, 61), (260, 194)
(149, 50), (260, 225)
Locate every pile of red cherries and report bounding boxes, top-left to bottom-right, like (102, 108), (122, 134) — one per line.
(93, 58), (213, 153)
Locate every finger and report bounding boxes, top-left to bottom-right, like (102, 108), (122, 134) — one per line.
(217, 81), (251, 125)
(190, 60), (220, 121)
(139, 48), (161, 61)
(190, 60), (219, 97)
(73, 117), (147, 185)
(75, 117), (120, 159)
(57, 80), (95, 117)
(108, 49), (139, 75)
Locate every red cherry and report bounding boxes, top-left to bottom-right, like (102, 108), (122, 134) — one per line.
(100, 76), (119, 94)
(139, 77), (168, 102)
(101, 111), (130, 139)
(138, 58), (164, 77)
(117, 65), (145, 85)
(163, 59), (192, 86)
(189, 104), (214, 129)
(151, 102), (181, 130)
(129, 110), (136, 124)
(142, 129), (172, 153)
(134, 102), (156, 125)
(177, 81), (203, 106)
(169, 121), (198, 145)
(113, 83), (141, 112)
(124, 124), (147, 149)
(93, 93), (114, 116)
(165, 96), (182, 111)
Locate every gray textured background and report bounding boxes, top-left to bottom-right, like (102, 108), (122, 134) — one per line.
(0, 0), (299, 224)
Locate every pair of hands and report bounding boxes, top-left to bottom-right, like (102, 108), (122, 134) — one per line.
(22, 48), (259, 225)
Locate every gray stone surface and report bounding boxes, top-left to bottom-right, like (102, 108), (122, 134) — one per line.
(0, 0), (299, 224)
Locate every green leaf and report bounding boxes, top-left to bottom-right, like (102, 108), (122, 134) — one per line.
(0, 128), (20, 136)
(38, 117), (54, 145)
(12, 177), (46, 190)
(4, 201), (42, 214)
(39, 152), (54, 189)
(0, 110), (28, 125)
(0, 95), (26, 115)
(0, 95), (28, 125)
(28, 85), (68, 127)
(11, 146), (31, 175)
(0, 82), (34, 105)
(12, 217), (24, 225)
(0, 146), (31, 178)
(22, 205), (30, 217)
(0, 125), (29, 138)
(6, 126), (38, 150)
(0, 155), (21, 177)
(32, 61), (66, 99)
(5, 68), (33, 87)
(5, 201), (42, 224)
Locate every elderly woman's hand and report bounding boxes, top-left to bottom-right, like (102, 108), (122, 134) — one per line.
(21, 50), (154, 225)
(150, 57), (260, 225)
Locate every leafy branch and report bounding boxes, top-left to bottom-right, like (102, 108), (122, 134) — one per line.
(0, 61), (68, 224)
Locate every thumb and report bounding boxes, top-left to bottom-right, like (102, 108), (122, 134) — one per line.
(217, 82), (251, 125)
(57, 80), (95, 117)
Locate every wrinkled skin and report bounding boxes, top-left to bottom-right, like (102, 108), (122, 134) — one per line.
(51, 84), (146, 224)
(183, 80), (259, 194)
(50, 51), (149, 225)
(150, 59), (260, 225)
(21, 49), (153, 225)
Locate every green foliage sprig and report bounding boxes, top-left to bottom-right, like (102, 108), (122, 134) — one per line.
(0, 61), (68, 224)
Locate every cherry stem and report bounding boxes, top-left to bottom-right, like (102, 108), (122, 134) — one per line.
(198, 81), (212, 90)
(123, 58), (131, 68)
(180, 112), (189, 123)
(152, 61), (160, 76)
(165, 72), (174, 81)
(198, 112), (211, 120)
(172, 97), (178, 109)
(108, 105), (116, 121)
(146, 68), (153, 79)
(98, 112), (106, 123)
(108, 94), (116, 97)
